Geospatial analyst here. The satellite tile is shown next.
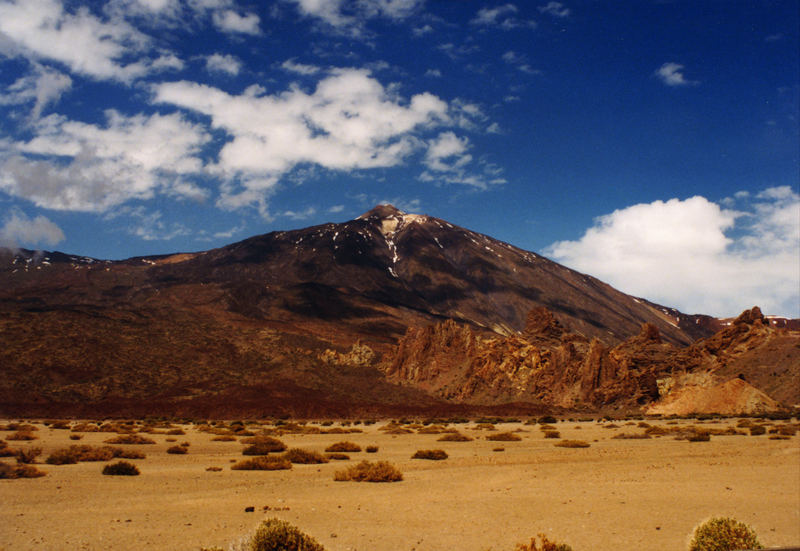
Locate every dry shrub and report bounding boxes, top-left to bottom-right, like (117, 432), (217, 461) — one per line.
(242, 436), (287, 455)
(688, 517), (763, 551)
(416, 425), (447, 434)
(644, 425), (669, 436)
(102, 461), (140, 476)
(166, 428), (185, 435)
(1, 423), (37, 432)
(166, 445), (187, 454)
(326, 453), (349, 461)
(103, 434), (156, 445)
(365, 446), (379, 453)
(45, 445), (144, 464)
(6, 431), (37, 441)
(543, 431), (561, 439)
(48, 420), (71, 430)
(538, 424), (556, 431)
(232, 456), (292, 471)
(334, 460), (402, 482)
(487, 432), (522, 442)
(688, 432), (711, 442)
(555, 440), (590, 448)
(749, 425), (766, 436)
(769, 435), (791, 440)
(69, 434), (82, 441)
(206, 466), (223, 472)
(612, 432), (652, 440)
(474, 423), (496, 431)
(515, 534), (573, 551)
(438, 432), (473, 442)
(0, 442), (15, 457)
(70, 422), (99, 433)
(211, 435), (237, 442)
(325, 441), (361, 453)
(282, 448), (329, 464)
(14, 447), (42, 464)
(411, 449), (448, 460)
(493, 447), (505, 452)
(249, 518), (326, 551)
(0, 462), (46, 479)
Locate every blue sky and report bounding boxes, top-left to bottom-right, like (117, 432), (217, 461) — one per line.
(0, 0), (798, 318)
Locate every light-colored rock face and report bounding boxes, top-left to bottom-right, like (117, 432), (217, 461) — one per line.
(646, 377), (779, 416)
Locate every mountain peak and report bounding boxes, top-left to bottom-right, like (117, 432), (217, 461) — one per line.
(358, 204), (408, 220)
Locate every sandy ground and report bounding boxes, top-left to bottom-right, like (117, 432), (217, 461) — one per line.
(1, 418), (798, 551)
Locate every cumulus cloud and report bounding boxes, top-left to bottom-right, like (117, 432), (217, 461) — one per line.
(154, 68), (452, 210)
(471, 3), (535, 29)
(544, 188), (800, 317)
(0, 63), (72, 119)
(538, 2), (570, 18)
(290, 0), (424, 32)
(212, 9), (260, 34)
(655, 62), (698, 87)
(205, 53), (242, 75)
(0, 0), (180, 82)
(0, 209), (65, 249)
(0, 110), (210, 212)
(281, 59), (322, 75)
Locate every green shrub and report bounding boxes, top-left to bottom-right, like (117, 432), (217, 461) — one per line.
(438, 432), (473, 442)
(248, 518), (326, 551)
(688, 517), (763, 551)
(325, 441), (361, 452)
(333, 460), (402, 482)
(282, 448), (329, 464)
(411, 449), (448, 460)
(232, 456), (292, 471)
(102, 461), (140, 476)
(515, 534), (572, 551)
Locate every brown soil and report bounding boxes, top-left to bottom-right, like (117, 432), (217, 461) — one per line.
(1, 419), (798, 551)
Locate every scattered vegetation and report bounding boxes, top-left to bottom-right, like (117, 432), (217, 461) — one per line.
(365, 445), (379, 453)
(46, 445), (145, 464)
(333, 460), (402, 482)
(14, 447), (42, 464)
(437, 432), (473, 442)
(324, 441), (361, 453)
(103, 434), (156, 445)
(242, 436), (288, 455)
(612, 432), (651, 440)
(232, 456), (292, 471)
(487, 432), (522, 442)
(282, 448), (329, 464)
(5, 431), (37, 441)
(514, 534), (573, 551)
(543, 431), (561, 439)
(555, 440), (590, 448)
(167, 445), (188, 454)
(749, 425), (766, 436)
(411, 449), (448, 460)
(211, 435), (237, 442)
(102, 461), (140, 476)
(326, 453), (349, 461)
(0, 462), (46, 479)
(688, 517), (762, 551)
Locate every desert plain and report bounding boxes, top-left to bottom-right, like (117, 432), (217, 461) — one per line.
(1, 417), (798, 551)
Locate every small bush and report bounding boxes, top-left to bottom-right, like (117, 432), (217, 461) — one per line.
(0, 462), (46, 479)
(749, 425), (766, 436)
(166, 428), (185, 435)
(538, 416), (558, 424)
(688, 517), (763, 551)
(167, 445), (187, 454)
(15, 447), (42, 464)
(411, 449), (448, 460)
(326, 453), (349, 461)
(437, 432), (473, 442)
(104, 434), (156, 445)
(242, 436), (287, 455)
(688, 432), (711, 442)
(249, 518), (326, 551)
(232, 456), (292, 471)
(543, 431), (561, 439)
(365, 446), (379, 453)
(325, 441), (361, 453)
(211, 435), (237, 442)
(69, 434), (82, 441)
(206, 466), (223, 472)
(6, 431), (37, 441)
(612, 432), (651, 440)
(102, 461), (140, 476)
(282, 448), (329, 464)
(333, 460), (402, 482)
(555, 440), (590, 448)
(487, 432), (522, 442)
(515, 534), (573, 551)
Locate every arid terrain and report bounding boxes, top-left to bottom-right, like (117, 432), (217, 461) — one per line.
(1, 417), (798, 551)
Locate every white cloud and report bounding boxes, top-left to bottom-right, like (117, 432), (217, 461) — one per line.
(328, 204), (345, 213)
(544, 188), (800, 318)
(0, 209), (65, 249)
(501, 50), (541, 75)
(212, 9), (260, 34)
(0, 110), (210, 212)
(424, 131), (471, 172)
(538, 2), (570, 18)
(424, 68), (442, 78)
(205, 53), (242, 75)
(154, 68), (451, 209)
(282, 206), (317, 220)
(281, 59), (321, 75)
(0, 63), (72, 119)
(655, 62), (697, 87)
(0, 0), (179, 82)
(471, 3), (535, 29)
(289, 0), (424, 33)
